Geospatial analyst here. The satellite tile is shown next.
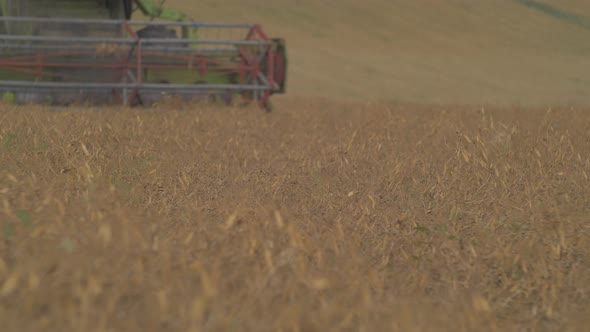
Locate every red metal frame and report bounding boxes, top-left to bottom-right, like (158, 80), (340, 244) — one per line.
(236, 24), (279, 108)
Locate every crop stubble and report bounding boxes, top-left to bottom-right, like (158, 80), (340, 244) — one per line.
(0, 100), (589, 331)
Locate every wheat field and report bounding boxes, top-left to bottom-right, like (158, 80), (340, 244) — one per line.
(1, 100), (589, 331)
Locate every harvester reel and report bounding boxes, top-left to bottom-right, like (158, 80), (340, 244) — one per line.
(0, 2), (288, 110)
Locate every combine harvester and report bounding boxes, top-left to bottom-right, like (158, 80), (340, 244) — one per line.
(0, 0), (287, 110)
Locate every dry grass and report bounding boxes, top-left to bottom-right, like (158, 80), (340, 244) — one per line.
(0, 100), (589, 331)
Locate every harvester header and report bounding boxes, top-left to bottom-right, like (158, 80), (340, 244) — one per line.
(0, 0), (287, 110)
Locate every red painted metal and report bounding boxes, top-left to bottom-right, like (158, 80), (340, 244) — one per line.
(129, 36), (143, 106)
(259, 90), (271, 109)
(113, 22), (126, 105)
(123, 21), (137, 39)
(35, 54), (42, 81)
(238, 26), (258, 104)
(253, 25), (269, 41)
(268, 44), (275, 89)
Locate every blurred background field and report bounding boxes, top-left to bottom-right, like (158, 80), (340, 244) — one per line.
(166, 0), (590, 106)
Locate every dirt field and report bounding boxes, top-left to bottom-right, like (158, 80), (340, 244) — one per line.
(1, 100), (589, 331)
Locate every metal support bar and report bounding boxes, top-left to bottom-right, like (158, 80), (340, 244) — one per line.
(0, 16), (256, 29)
(0, 81), (270, 90)
(0, 34), (270, 46)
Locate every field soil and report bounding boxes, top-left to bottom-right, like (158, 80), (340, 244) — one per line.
(1, 101), (589, 331)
